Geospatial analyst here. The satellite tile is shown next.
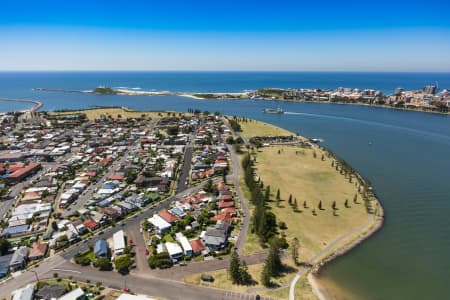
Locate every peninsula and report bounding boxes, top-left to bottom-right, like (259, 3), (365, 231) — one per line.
(34, 84), (450, 114)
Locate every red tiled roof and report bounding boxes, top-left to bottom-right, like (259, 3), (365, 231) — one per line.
(189, 239), (205, 253)
(216, 182), (229, 191)
(29, 242), (48, 258)
(159, 210), (179, 223)
(109, 174), (124, 181)
(222, 208), (237, 215)
(211, 213), (233, 223)
(218, 200), (234, 209)
(83, 220), (99, 229)
(8, 163), (41, 179)
(218, 194), (233, 201)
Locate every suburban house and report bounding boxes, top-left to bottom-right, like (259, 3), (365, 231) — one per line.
(57, 287), (86, 300)
(94, 239), (108, 257)
(148, 215), (171, 234)
(189, 239), (205, 256)
(28, 242), (48, 260)
(0, 255), (12, 278)
(165, 242), (184, 262)
(11, 283), (34, 300)
(202, 227), (227, 250)
(113, 230), (125, 255)
(175, 232), (193, 257)
(35, 285), (67, 300)
(9, 246), (28, 271)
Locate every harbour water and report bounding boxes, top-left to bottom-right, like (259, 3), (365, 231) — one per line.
(1, 72), (450, 299)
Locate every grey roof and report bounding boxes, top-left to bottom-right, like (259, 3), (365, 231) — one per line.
(204, 235), (225, 246)
(10, 246), (28, 266)
(0, 254), (12, 276)
(2, 225), (30, 236)
(35, 285), (67, 299)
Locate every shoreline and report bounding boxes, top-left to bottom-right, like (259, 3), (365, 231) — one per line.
(33, 87), (450, 116)
(236, 119), (385, 300)
(0, 97), (43, 112)
(307, 203), (384, 300)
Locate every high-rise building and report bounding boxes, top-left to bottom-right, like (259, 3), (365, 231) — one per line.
(423, 85), (437, 95)
(395, 87), (404, 95)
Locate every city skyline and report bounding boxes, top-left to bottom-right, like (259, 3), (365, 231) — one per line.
(1, 0), (450, 71)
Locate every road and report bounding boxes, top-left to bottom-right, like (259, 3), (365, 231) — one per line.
(175, 144), (193, 194)
(62, 143), (140, 217)
(228, 143), (250, 255)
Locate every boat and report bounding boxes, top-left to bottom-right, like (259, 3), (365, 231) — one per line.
(263, 108), (284, 114)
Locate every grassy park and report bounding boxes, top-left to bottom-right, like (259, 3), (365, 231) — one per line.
(186, 118), (378, 299)
(49, 108), (175, 120)
(237, 119), (294, 140)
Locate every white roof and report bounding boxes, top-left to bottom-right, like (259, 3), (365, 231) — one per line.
(58, 288), (84, 300)
(117, 294), (157, 300)
(113, 230), (125, 252)
(148, 215), (171, 231)
(175, 232), (192, 254)
(165, 242), (183, 257)
(12, 284), (34, 300)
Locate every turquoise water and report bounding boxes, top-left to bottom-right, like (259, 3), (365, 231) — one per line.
(1, 72), (450, 299)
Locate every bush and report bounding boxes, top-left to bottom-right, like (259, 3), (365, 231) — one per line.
(148, 252), (173, 269)
(93, 257), (112, 270)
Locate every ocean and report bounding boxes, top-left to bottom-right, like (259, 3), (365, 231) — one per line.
(1, 71), (450, 299)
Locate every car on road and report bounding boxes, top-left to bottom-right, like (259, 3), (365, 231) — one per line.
(129, 239), (133, 244)
(122, 288), (130, 292)
(145, 249), (149, 255)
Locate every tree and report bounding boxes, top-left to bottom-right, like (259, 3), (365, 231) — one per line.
(0, 238), (11, 255)
(293, 198), (298, 211)
(276, 189), (280, 202)
(278, 221), (287, 230)
(292, 237), (300, 264)
(51, 221), (58, 231)
(353, 194), (358, 204)
(204, 178), (214, 193)
(261, 239), (283, 286)
(229, 251), (241, 284)
(288, 194), (292, 206)
(303, 201), (307, 208)
(332, 200), (337, 210)
(94, 257), (112, 270)
(318, 200), (323, 210)
(115, 255), (133, 274)
(261, 264), (271, 287)
(345, 199), (349, 208)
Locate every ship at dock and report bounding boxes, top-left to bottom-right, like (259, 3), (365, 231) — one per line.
(263, 108), (284, 114)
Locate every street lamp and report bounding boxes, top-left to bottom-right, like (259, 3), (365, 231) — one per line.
(31, 270), (40, 283)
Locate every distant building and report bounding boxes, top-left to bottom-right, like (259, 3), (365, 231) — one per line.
(395, 87), (404, 96)
(423, 85), (437, 95)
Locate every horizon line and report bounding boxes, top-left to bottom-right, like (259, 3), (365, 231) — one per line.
(0, 69), (450, 73)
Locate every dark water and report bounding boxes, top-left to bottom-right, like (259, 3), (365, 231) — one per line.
(1, 72), (450, 299)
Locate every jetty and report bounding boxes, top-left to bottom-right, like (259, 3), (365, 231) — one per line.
(0, 98), (43, 112)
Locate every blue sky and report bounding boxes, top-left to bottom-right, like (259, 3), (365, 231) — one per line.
(1, 0), (450, 71)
